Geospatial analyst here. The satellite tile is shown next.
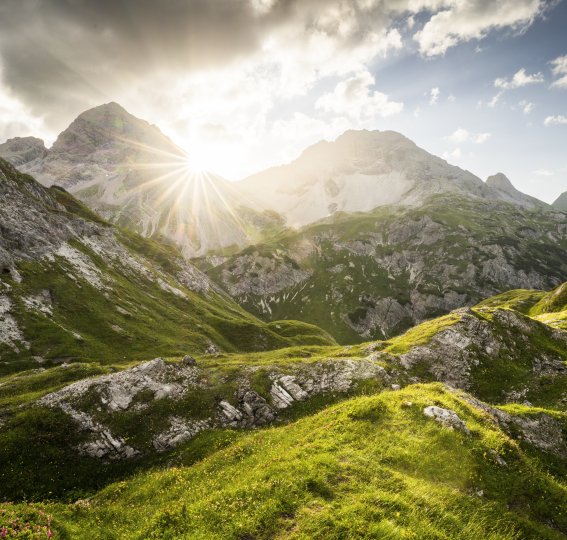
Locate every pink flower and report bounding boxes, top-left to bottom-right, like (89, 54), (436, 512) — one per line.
(0, 526), (6, 538)
(47, 529), (53, 538)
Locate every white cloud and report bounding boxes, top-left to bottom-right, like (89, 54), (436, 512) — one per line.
(544, 115), (567, 126)
(443, 147), (462, 160)
(429, 87), (440, 105)
(487, 92), (503, 108)
(550, 54), (567, 89)
(315, 71), (404, 120)
(446, 127), (491, 144)
(494, 68), (544, 89)
(414, 0), (548, 57)
(533, 169), (554, 176)
(0, 70), (49, 143)
(519, 100), (534, 114)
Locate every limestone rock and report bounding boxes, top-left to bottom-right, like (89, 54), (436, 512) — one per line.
(153, 417), (210, 452)
(423, 406), (470, 434)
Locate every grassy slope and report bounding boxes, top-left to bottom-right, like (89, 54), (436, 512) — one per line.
(203, 195), (567, 343)
(5, 384), (567, 539)
(0, 161), (335, 375)
(1, 284), (565, 504)
(476, 283), (567, 330)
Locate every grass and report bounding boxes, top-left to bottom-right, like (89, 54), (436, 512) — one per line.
(3, 384), (567, 539)
(383, 311), (464, 354)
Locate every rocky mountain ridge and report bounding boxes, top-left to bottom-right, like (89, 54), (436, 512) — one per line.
(240, 130), (547, 227)
(553, 190), (567, 211)
(0, 157), (334, 374)
(1, 103), (281, 258)
(0, 103), (552, 259)
(201, 194), (567, 342)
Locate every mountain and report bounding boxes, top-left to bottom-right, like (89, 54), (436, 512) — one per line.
(0, 157), (334, 374)
(2, 109), (549, 259)
(553, 191), (567, 211)
(1, 281), (566, 538)
(486, 172), (547, 209)
(239, 130), (546, 227)
(0, 136), (47, 167)
(1, 103), (281, 257)
(200, 194), (567, 342)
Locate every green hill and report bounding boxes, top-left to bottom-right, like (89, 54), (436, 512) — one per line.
(1, 282), (566, 538)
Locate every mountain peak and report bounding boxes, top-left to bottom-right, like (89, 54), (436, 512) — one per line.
(486, 172), (548, 209)
(486, 172), (515, 192)
(552, 191), (567, 211)
(0, 136), (47, 167)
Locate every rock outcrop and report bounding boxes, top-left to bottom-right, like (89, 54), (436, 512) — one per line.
(423, 406), (470, 434)
(207, 196), (567, 342)
(36, 356), (390, 458)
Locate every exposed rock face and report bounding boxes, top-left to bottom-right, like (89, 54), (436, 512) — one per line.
(0, 137), (47, 167)
(0, 103), (281, 258)
(37, 356), (390, 458)
(486, 173), (547, 209)
(463, 394), (567, 458)
(208, 197), (567, 342)
(153, 417), (211, 452)
(553, 191), (567, 212)
(423, 406), (470, 434)
(39, 358), (201, 412)
(397, 308), (567, 395)
(240, 130), (544, 228)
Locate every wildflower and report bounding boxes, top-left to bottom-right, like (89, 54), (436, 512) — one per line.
(47, 528), (53, 538)
(0, 526), (6, 538)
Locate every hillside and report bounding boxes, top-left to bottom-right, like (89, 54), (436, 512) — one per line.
(0, 282), (566, 537)
(0, 157), (334, 375)
(200, 194), (567, 342)
(554, 191), (567, 212)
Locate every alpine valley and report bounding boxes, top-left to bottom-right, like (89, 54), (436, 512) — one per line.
(1, 102), (567, 540)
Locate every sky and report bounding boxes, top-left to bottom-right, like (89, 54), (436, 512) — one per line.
(0, 0), (566, 203)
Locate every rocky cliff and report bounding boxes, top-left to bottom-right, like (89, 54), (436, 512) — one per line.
(201, 194), (567, 342)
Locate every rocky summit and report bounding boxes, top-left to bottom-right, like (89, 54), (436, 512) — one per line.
(0, 103), (283, 258)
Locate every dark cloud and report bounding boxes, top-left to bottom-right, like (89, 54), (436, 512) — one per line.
(0, 0), (293, 127)
(1, 0), (553, 134)
(0, 0), (396, 131)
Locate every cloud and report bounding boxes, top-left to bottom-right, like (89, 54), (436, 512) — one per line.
(544, 115), (567, 126)
(429, 87), (440, 105)
(494, 68), (544, 89)
(0, 0), (406, 132)
(550, 54), (567, 89)
(0, 68), (50, 142)
(414, 0), (549, 57)
(487, 92), (503, 108)
(519, 100), (534, 114)
(446, 127), (491, 144)
(442, 147), (462, 160)
(533, 169), (554, 176)
(315, 71), (404, 120)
